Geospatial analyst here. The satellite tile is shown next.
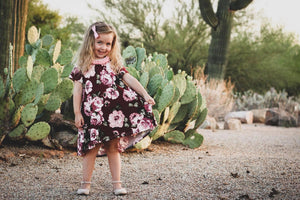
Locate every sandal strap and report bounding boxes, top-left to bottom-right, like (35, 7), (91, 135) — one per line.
(112, 180), (122, 184)
(81, 181), (92, 184)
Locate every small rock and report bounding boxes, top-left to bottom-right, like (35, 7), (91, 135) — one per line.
(224, 119), (241, 130)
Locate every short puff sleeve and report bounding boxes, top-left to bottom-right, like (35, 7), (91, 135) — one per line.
(118, 67), (129, 79)
(69, 67), (83, 83)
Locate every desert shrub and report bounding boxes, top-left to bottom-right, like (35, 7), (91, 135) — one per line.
(194, 67), (235, 121)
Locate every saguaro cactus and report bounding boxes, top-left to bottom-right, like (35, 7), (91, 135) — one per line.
(199, 0), (253, 79)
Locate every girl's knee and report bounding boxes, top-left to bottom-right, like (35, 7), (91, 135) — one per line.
(104, 139), (119, 154)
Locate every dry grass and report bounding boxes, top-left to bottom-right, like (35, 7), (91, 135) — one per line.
(194, 67), (235, 121)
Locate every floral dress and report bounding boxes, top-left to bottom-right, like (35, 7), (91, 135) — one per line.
(69, 56), (157, 156)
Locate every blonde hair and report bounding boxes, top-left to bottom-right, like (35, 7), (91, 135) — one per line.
(74, 21), (123, 73)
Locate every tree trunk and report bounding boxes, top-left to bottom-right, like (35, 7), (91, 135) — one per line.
(206, 0), (233, 79)
(0, 0), (28, 78)
(199, 0), (253, 79)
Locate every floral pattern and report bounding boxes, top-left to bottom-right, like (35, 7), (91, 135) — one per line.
(69, 57), (157, 156)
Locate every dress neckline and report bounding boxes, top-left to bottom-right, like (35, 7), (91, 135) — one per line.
(92, 56), (110, 65)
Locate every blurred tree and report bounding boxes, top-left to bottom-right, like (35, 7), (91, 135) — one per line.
(90, 0), (210, 74)
(198, 0), (253, 79)
(227, 23), (300, 96)
(26, 0), (85, 51)
(0, 0), (29, 76)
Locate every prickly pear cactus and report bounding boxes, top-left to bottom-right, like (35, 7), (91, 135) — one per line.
(122, 46), (207, 150)
(0, 26), (74, 146)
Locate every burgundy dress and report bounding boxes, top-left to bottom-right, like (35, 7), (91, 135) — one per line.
(69, 57), (157, 156)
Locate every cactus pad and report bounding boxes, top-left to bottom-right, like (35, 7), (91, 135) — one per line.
(180, 80), (197, 104)
(157, 83), (175, 112)
(122, 46), (137, 68)
(33, 83), (44, 105)
(45, 93), (61, 111)
(139, 71), (149, 88)
(26, 56), (33, 80)
(54, 79), (73, 102)
(20, 80), (39, 105)
(8, 124), (27, 141)
(42, 34), (54, 47)
(135, 47), (146, 70)
(0, 76), (4, 99)
(147, 74), (163, 96)
(182, 130), (204, 149)
(41, 68), (58, 94)
(163, 130), (185, 144)
(127, 66), (140, 80)
(25, 122), (50, 141)
(173, 73), (186, 98)
(11, 106), (24, 128)
(12, 68), (28, 93)
(35, 48), (51, 67)
(27, 26), (39, 45)
(61, 63), (74, 78)
(21, 103), (38, 127)
(154, 54), (168, 69)
(52, 40), (61, 64)
(56, 49), (73, 65)
(133, 136), (152, 150)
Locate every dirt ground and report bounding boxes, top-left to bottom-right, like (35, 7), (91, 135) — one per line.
(0, 124), (299, 200)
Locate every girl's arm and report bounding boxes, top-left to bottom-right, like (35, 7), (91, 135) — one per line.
(123, 73), (155, 105)
(73, 81), (84, 129)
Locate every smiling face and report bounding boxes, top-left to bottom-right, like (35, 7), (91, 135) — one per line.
(93, 33), (114, 59)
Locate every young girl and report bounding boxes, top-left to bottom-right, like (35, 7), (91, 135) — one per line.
(69, 21), (157, 196)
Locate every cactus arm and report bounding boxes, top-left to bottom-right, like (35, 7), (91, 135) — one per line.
(230, 0), (253, 11)
(198, 0), (218, 29)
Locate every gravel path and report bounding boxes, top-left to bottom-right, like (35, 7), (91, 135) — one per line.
(0, 124), (299, 200)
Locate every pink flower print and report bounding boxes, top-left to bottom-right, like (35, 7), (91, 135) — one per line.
(84, 65), (96, 78)
(100, 70), (114, 86)
(113, 130), (119, 137)
(123, 88), (137, 102)
(104, 100), (111, 107)
(78, 129), (85, 143)
(90, 128), (99, 141)
(90, 112), (103, 126)
(91, 96), (104, 112)
(84, 101), (92, 116)
(105, 63), (115, 74)
(85, 80), (93, 94)
(118, 137), (129, 151)
(105, 88), (119, 100)
(129, 113), (144, 125)
(137, 118), (153, 132)
(144, 102), (153, 112)
(108, 110), (125, 128)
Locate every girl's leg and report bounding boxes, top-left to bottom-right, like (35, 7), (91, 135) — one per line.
(80, 144), (101, 189)
(105, 139), (122, 190)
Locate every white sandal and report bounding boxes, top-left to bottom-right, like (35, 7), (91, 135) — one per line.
(112, 181), (127, 195)
(77, 181), (91, 195)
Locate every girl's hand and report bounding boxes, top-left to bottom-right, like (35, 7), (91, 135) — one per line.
(75, 113), (84, 129)
(144, 94), (155, 105)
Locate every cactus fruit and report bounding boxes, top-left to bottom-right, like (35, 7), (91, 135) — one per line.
(8, 124), (27, 141)
(163, 130), (185, 144)
(25, 121), (50, 141)
(21, 103), (38, 127)
(27, 26), (39, 45)
(41, 68), (58, 94)
(12, 68), (28, 93)
(182, 130), (204, 149)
